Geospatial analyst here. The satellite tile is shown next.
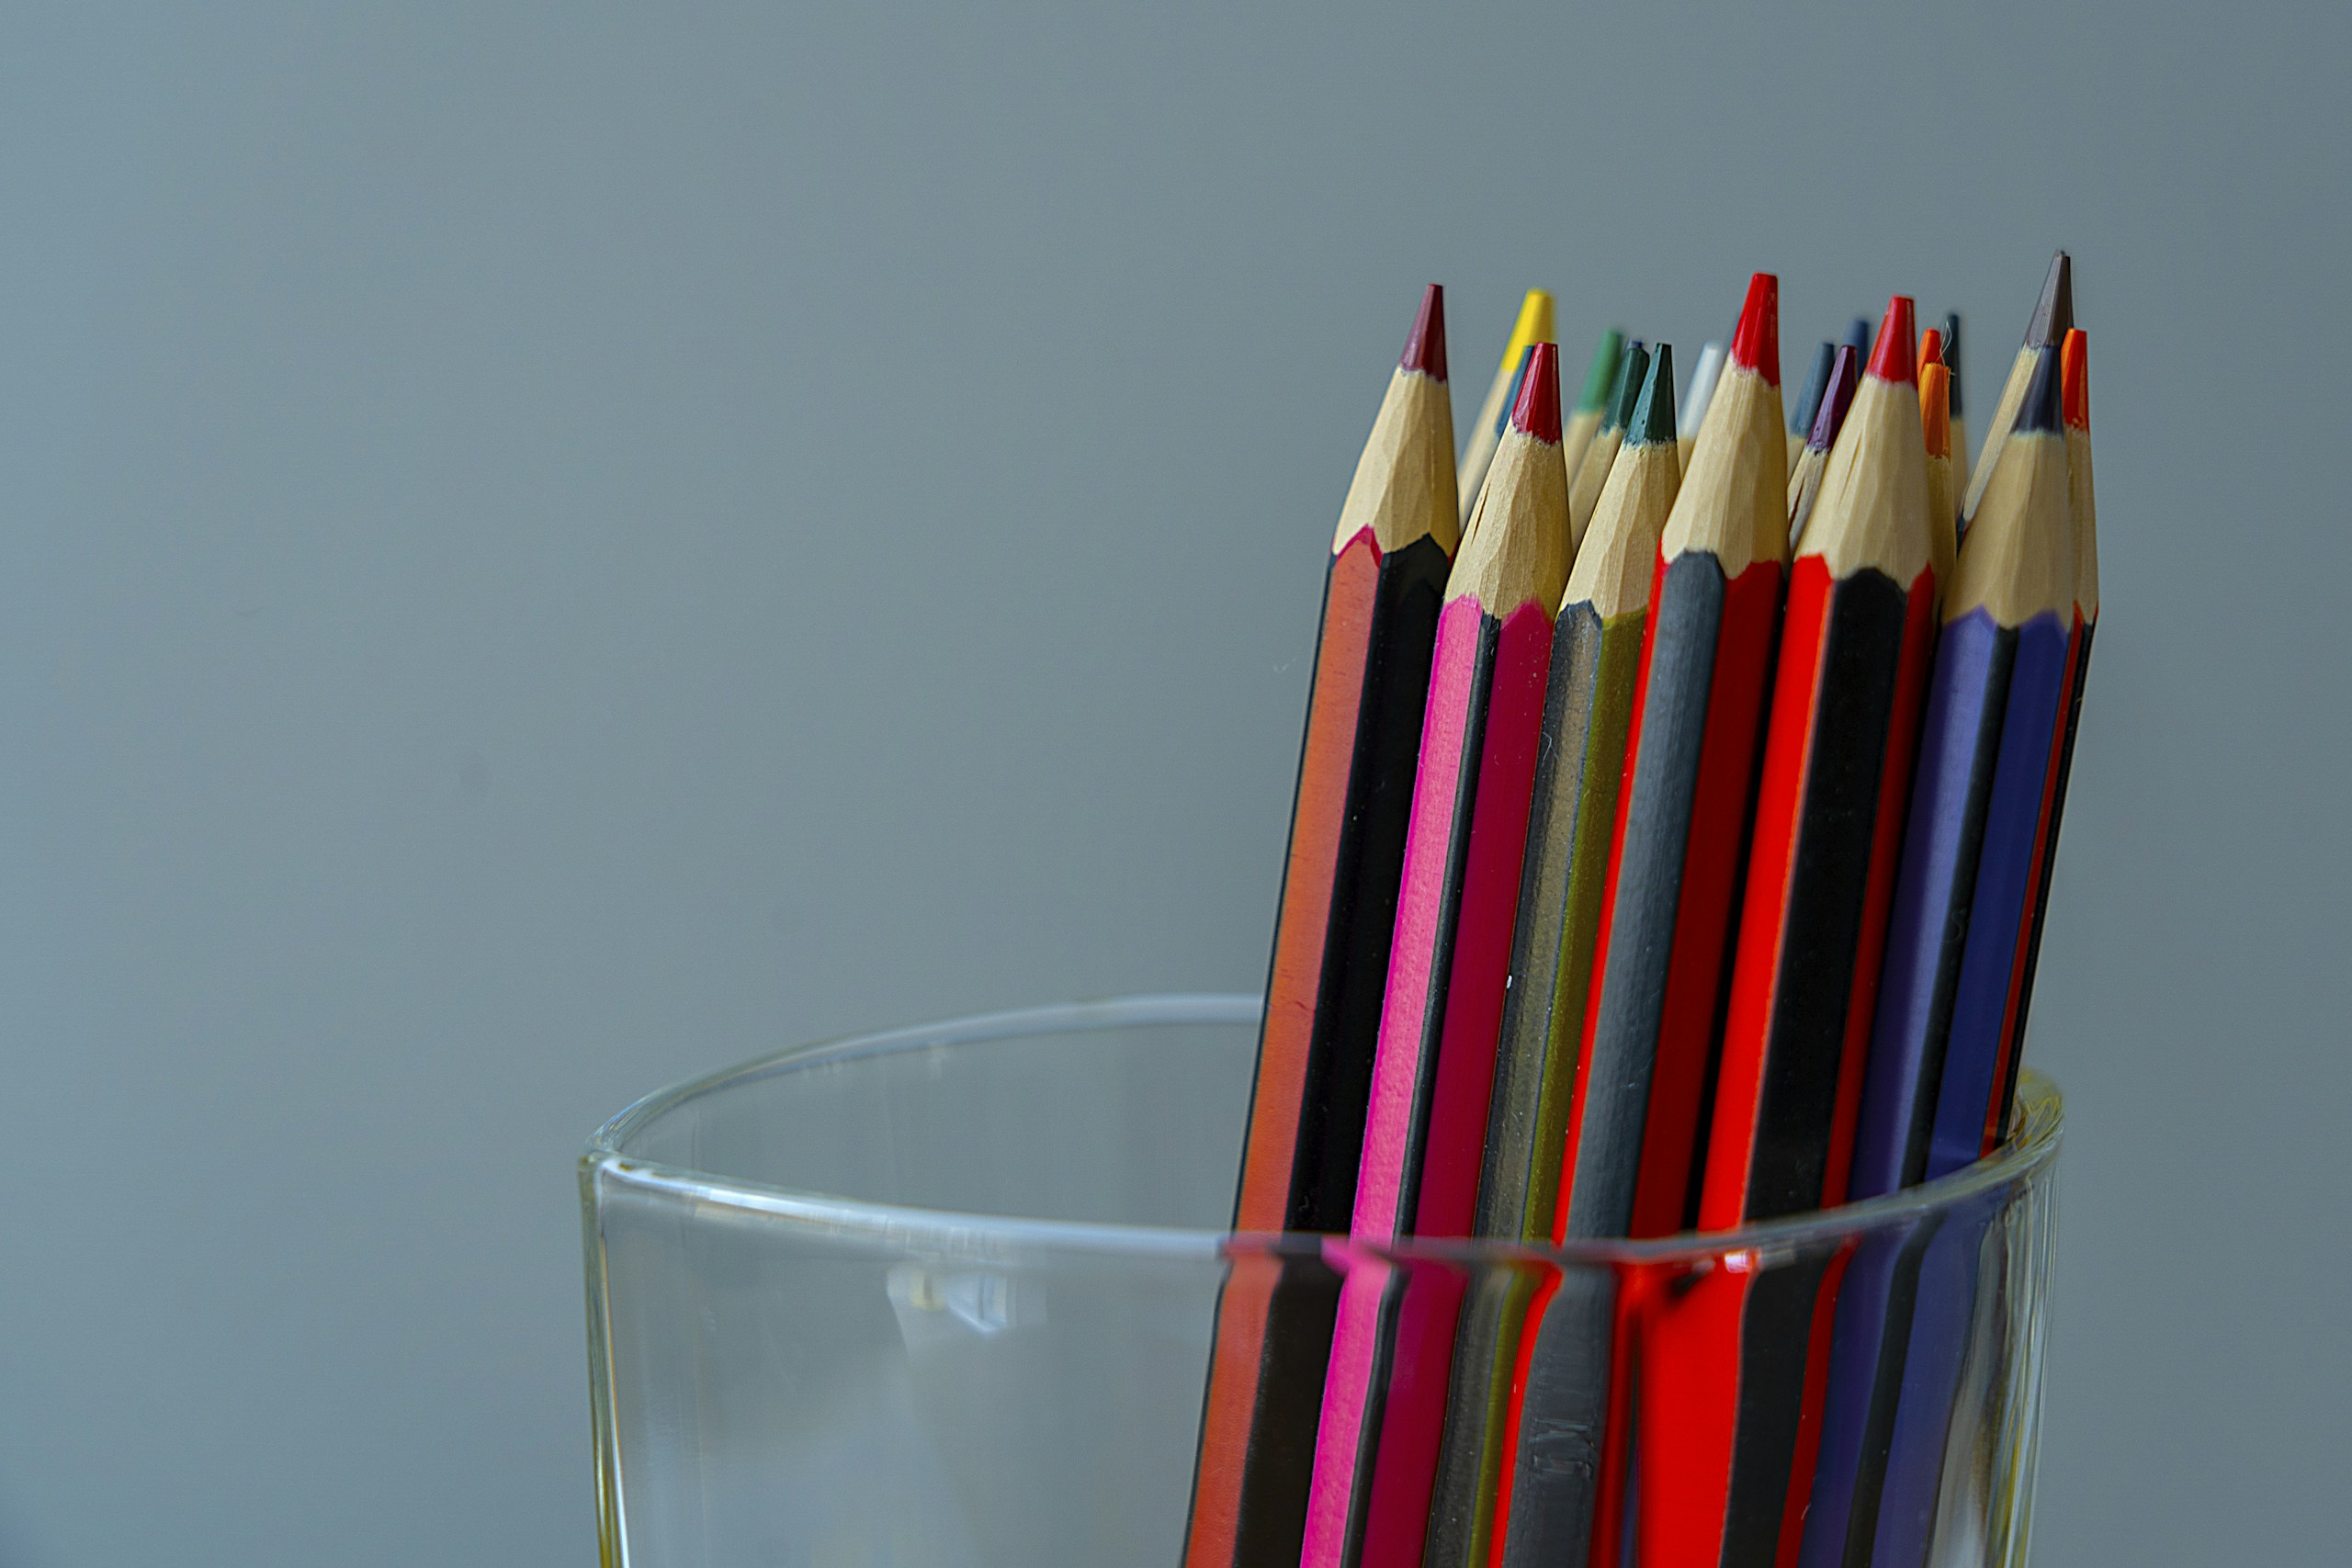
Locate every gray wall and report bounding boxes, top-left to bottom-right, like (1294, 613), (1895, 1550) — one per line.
(4, 4), (2344, 1562)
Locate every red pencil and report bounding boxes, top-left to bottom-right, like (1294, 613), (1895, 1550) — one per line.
(1184, 286), (1460, 1568)
(1647, 296), (1939, 1568)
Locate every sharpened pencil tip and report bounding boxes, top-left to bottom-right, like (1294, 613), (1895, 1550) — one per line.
(2061, 329), (2089, 432)
(1810, 346), (1860, 451)
(1943, 312), (1964, 413)
(1630, 343), (1676, 446)
(1401, 284), (1447, 380)
(1844, 317), (1872, 361)
(2028, 252), (2073, 347)
(1510, 290), (1556, 363)
(1605, 342), (1647, 433)
(1920, 327), (1945, 369)
(2016, 343), (2064, 435)
(1512, 341), (1563, 444)
(1921, 363), (1951, 459)
(1493, 344), (1536, 438)
(1869, 297), (1918, 386)
(1731, 273), (1781, 386)
(1575, 331), (1626, 413)
(1679, 341), (1724, 435)
(1792, 343), (1836, 436)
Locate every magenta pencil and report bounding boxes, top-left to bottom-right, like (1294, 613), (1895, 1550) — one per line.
(1301, 344), (1570, 1568)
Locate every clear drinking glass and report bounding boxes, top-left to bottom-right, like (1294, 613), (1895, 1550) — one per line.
(581, 994), (2059, 1568)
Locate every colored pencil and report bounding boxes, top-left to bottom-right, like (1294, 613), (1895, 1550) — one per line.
(1302, 344), (1570, 1568)
(1942, 312), (1969, 514)
(1807, 348), (2075, 1568)
(1490, 341), (1682, 1255)
(1182, 287), (1460, 1568)
(1869, 341), (2073, 1194)
(1710, 294), (1937, 1225)
(1461, 291), (1555, 522)
(1562, 329), (1628, 497)
(1567, 340), (1652, 555)
(1641, 298), (1937, 1568)
(1796, 341), (2079, 1568)
(1679, 339), (1726, 473)
(1841, 315), (1871, 363)
(1561, 269), (1789, 1248)
(1962, 253), (2070, 526)
(1785, 343), (1861, 548)
(1920, 351), (1958, 592)
(1787, 341), (1836, 473)
(1480, 345), (1686, 1568)
(1996, 327), (2098, 1138)
(1488, 276), (1781, 1568)
(1419, 347), (1681, 1568)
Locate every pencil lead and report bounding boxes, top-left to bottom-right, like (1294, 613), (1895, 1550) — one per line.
(1679, 340), (1724, 435)
(1629, 344), (1676, 446)
(2014, 344), (2064, 435)
(1605, 342), (1647, 433)
(1618, 341), (1656, 432)
(1791, 343), (1836, 437)
(1868, 297), (1918, 386)
(1575, 331), (1626, 414)
(1494, 344), (1537, 437)
(1808, 346), (1860, 451)
(1730, 273), (1781, 386)
(1513, 290), (1557, 357)
(1921, 363), (1951, 460)
(2061, 329), (2089, 431)
(1943, 312), (1964, 414)
(2027, 252), (2073, 347)
(1843, 316), (1872, 362)
(1505, 341), (1561, 444)
(1511, 341), (1563, 444)
(1920, 327), (1945, 369)
(1401, 284), (1448, 380)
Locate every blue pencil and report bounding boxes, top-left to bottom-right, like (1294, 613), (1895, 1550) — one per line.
(1797, 345), (2074, 1568)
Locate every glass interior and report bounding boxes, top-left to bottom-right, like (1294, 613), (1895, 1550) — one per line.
(582, 995), (2061, 1568)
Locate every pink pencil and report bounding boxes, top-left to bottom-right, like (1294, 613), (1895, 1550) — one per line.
(1302, 343), (1571, 1568)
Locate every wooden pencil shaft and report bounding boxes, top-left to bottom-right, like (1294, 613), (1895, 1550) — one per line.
(1961, 253), (2070, 525)
(1559, 330), (1625, 495)
(1460, 292), (1554, 521)
(1566, 341), (1647, 556)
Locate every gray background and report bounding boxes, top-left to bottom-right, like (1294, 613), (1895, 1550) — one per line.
(3, 3), (2344, 1562)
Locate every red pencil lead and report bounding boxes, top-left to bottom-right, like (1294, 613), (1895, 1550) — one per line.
(1729, 272), (1781, 387)
(1510, 340), (1563, 444)
(1868, 296), (1918, 386)
(2061, 329), (2089, 431)
(1402, 283), (1448, 381)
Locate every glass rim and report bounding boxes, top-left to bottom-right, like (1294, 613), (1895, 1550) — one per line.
(583, 991), (2062, 1266)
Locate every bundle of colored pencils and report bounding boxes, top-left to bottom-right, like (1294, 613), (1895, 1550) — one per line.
(1186, 253), (2095, 1568)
